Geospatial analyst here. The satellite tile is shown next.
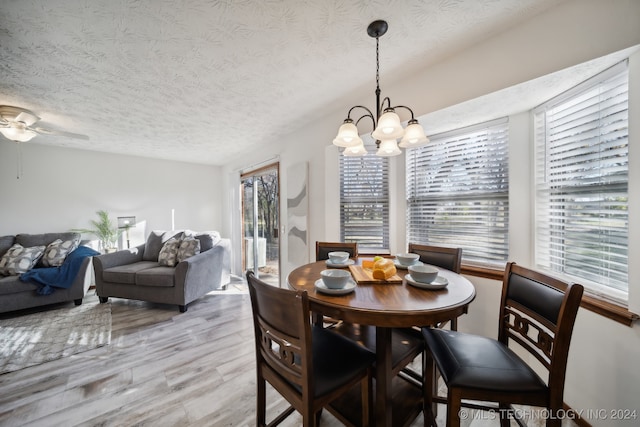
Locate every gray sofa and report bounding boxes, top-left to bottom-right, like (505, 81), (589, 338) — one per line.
(93, 230), (231, 312)
(0, 232), (94, 314)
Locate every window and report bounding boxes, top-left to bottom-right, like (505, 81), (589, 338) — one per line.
(406, 118), (509, 267)
(340, 144), (390, 252)
(534, 61), (629, 301)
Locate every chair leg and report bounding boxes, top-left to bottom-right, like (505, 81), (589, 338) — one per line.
(423, 351), (437, 426)
(446, 389), (462, 427)
(302, 408), (318, 427)
(499, 403), (510, 427)
(257, 373), (266, 427)
(546, 403), (562, 427)
(361, 373), (372, 427)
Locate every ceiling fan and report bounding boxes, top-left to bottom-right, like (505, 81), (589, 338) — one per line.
(0, 105), (89, 142)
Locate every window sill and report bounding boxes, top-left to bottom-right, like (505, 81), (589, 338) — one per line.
(580, 294), (639, 327)
(461, 264), (639, 327)
(461, 264), (504, 281)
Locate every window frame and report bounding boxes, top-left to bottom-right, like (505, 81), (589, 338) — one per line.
(533, 60), (629, 304)
(339, 143), (390, 253)
(405, 117), (510, 268)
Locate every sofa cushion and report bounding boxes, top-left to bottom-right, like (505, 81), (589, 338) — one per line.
(16, 232), (81, 248)
(0, 244), (46, 276)
(158, 237), (181, 267)
(135, 266), (176, 287)
(0, 275), (38, 296)
(142, 231), (164, 262)
(177, 237), (200, 263)
(0, 235), (15, 259)
(102, 261), (159, 285)
(41, 238), (80, 267)
(143, 231), (182, 261)
(194, 231), (220, 252)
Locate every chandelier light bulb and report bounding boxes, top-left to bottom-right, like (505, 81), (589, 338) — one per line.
(376, 139), (402, 157)
(372, 109), (403, 141)
(333, 120), (362, 147)
(343, 142), (368, 156)
(399, 120), (429, 148)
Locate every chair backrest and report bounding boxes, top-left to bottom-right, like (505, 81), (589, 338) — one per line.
(407, 243), (462, 273)
(315, 241), (358, 261)
(498, 262), (583, 403)
(246, 271), (314, 397)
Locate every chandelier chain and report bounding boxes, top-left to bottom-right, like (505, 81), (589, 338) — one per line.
(376, 37), (380, 92)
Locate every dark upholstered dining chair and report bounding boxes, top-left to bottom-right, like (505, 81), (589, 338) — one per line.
(246, 270), (375, 427)
(407, 243), (462, 274)
(422, 262), (583, 427)
(318, 240), (425, 396)
(392, 244), (464, 394)
(314, 241), (359, 329)
(315, 241), (358, 261)
(407, 243), (463, 330)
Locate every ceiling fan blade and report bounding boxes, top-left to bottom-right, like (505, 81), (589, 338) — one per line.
(34, 127), (89, 140)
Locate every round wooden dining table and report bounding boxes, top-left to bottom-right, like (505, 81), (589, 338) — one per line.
(287, 258), (476, 427)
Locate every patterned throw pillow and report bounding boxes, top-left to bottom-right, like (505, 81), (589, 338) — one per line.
(177, 237), (201, 263)
(41, 239), (80, 267)
(158, 237), (181, 267)
(0, 244), (46, 276)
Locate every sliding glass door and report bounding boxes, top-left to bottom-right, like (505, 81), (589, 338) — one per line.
(241, 163), (280, 286)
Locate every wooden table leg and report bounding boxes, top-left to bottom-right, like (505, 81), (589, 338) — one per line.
(375, 326), (392, 427)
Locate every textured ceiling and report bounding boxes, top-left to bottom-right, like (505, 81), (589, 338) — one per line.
(0, 0), (579, 165)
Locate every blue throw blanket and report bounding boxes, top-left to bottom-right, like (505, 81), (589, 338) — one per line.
(20, 245), (100, 295)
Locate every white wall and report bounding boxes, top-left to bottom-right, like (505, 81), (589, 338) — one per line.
(0, 143), (223, 246)
(221, 0), (640, 278)
(218, 0), (640, 424)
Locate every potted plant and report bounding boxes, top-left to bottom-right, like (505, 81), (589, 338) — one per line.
(73, 210), (121, 253)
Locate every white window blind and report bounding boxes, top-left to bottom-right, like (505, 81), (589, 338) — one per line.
(340, 145), (390, 252)
(406, 118), (509, 266)
(534, 61), (629, 299)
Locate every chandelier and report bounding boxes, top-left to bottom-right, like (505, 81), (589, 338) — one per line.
(333, 20), (429, 157)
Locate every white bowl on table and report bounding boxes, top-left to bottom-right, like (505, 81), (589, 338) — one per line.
(408, 264), (438, 283)
(396, 253), (420, 266)
(320, 269), (352, 289)
(328, 251), (350, 264)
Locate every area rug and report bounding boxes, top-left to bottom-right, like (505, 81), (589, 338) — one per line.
(0, 300), (111, 375)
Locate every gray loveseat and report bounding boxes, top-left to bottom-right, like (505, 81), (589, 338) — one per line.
(93, 230), (230, 312)
(0, 232), (94, 314)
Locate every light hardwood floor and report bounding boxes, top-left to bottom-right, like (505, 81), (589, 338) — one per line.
(0, 289), (366, 427)
(0, 289), (574, 427)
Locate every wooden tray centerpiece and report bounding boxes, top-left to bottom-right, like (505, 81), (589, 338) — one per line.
(348, 264), (403, 284)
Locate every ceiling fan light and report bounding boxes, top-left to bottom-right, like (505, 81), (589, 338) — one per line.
(376, 139), (402, 157)
(372, 109), (403, 140)
(399, 121), (429, 148)
(333, 120), (361, 147)
(0, 126), (37, 142)
(343, 142), (368, 157)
